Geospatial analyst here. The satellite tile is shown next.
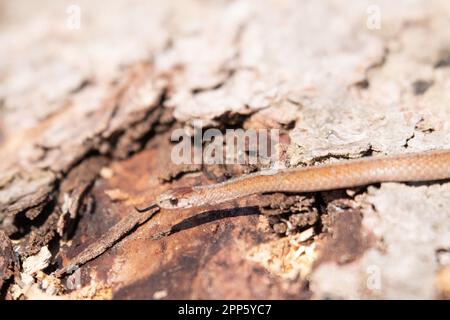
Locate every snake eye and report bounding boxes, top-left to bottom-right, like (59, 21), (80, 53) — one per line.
(169, 198), (178, 206)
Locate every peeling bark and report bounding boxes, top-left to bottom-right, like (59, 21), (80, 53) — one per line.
(0, 231), (17, 294)
(0, 0), (449, 299)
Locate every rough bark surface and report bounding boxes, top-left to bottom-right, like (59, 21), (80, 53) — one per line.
(0, 0), (449, 299)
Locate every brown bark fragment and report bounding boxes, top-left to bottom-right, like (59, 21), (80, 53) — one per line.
(316, 201), (372, 266)
(0, 231), (17, 292)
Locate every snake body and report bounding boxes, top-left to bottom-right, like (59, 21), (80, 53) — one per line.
(156, 149), (450, 209)
(57, 149), (450, 276)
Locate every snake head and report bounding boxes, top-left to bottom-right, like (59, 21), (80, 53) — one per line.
(156, 187), (204, 209)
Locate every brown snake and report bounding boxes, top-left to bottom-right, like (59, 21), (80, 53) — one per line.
(56, 149), (450, 276)
(150, 149), (450, 210)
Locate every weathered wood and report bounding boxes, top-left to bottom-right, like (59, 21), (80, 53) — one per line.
(0, 0), (449, 299)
